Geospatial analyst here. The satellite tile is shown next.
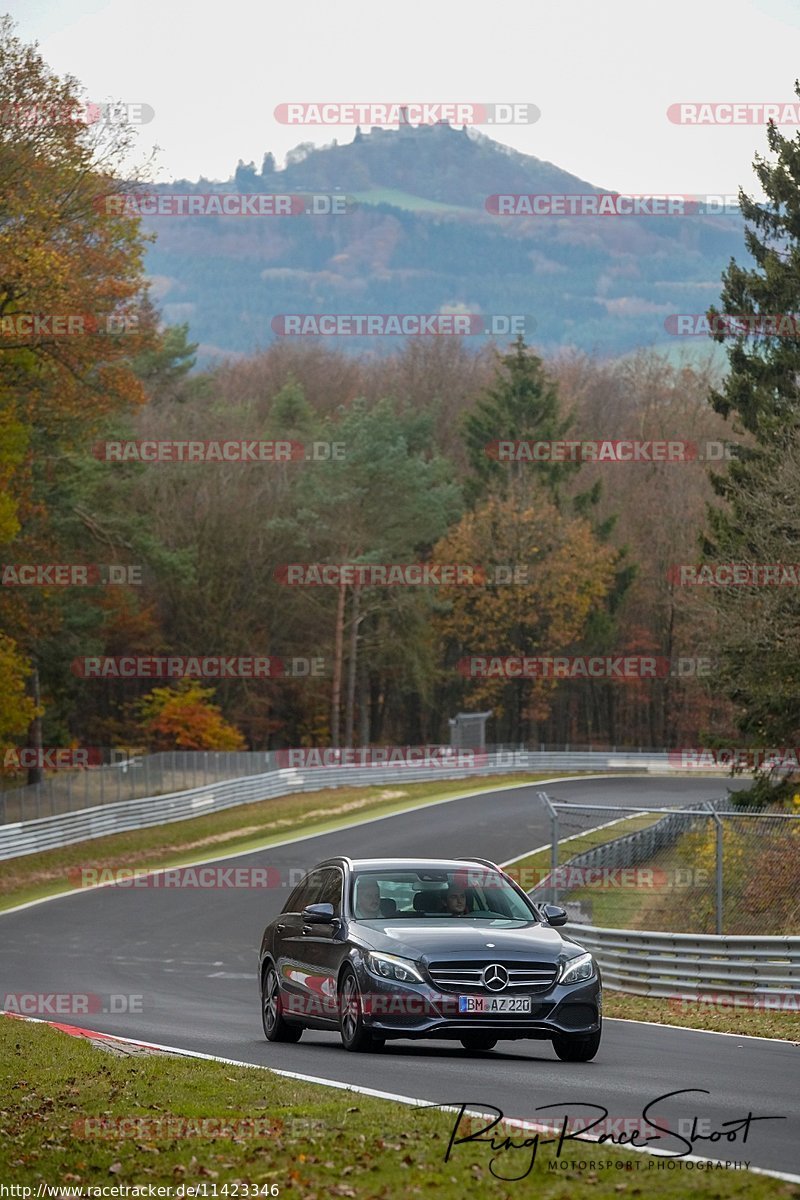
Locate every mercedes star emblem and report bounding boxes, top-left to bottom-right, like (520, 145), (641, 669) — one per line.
(481, 963), (509, 992)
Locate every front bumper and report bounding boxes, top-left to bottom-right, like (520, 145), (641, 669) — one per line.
(353, 958), (601, 1040)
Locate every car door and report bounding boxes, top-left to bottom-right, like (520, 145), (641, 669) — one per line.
(297, 866), (347, 1022)
(274, 869), (327, 1021)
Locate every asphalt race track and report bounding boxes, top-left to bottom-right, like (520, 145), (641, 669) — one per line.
(2, 776), (798, 1177)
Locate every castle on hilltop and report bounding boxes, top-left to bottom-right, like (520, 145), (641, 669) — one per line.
(353, 106), (469, 143)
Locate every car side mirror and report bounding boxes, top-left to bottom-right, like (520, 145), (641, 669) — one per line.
(542, 904), (568, 927)
(302, 902), (336, 924)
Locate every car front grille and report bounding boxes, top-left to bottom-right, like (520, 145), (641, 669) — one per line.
(426, 959), (558, 992)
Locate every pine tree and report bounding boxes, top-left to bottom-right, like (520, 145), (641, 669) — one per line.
(463, 336), (577, 504)
(702, 85), (800, 796)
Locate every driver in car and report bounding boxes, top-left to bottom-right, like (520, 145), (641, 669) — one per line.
(354, 877), (382, 919)
(445, 885), (470, 916)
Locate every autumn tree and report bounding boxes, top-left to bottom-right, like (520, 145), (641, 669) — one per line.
(137, 681), (246, 751)
(433, 492), (616, 742)
(0, 632), (39, 739)
(0, 18), (158, 749)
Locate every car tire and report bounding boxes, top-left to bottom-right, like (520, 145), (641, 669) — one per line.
(551, 1027), (601, 1062)
(459, 1034), (498, 1052)
(262, 964), (302, 1043)
(339, 965), (381, 1052)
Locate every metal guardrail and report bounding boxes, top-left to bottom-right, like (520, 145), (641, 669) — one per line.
(565, 922), (800, 1002)
(0, 746), (707, 825)
(0, 749), (730, 860)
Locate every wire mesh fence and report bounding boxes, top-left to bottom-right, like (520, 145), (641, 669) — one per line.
(0, 751), (275, 824)
(529, 794), (800, 937)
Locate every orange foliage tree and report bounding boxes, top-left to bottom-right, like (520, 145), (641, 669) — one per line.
(136, 682), (246, 751)
(0, 17), (157, 740)
(434, 492), (617, 739)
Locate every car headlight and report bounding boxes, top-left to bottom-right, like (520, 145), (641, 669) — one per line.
(365, 952), (424, 983)
(559, 952), (595, 985)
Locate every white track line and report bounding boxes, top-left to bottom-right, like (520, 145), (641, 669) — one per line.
(4, 1013), (798, 1186)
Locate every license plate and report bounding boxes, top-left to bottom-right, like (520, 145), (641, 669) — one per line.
(458, 995), (532, 1014)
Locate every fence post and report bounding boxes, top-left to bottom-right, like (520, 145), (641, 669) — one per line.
(538, 791), (559, 905)
(706, 802), (724, 935)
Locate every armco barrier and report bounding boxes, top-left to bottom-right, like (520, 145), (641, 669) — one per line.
(565, 923), (800, 1003)
(2, 747), (682, 824)
(0, 749), (706, 860)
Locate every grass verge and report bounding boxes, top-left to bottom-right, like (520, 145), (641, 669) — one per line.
(0, 773), (555, 914)
(351, 187), (474, 213)
(1, 1018), (795, 1196)
(603, 991), (799, 1042)
(502, 812), (662, 884)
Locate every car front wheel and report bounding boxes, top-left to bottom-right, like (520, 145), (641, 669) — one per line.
(552, 1026), (601, 1062)
(339, 966), (383, 1052)
(262, 964), (302, 1043)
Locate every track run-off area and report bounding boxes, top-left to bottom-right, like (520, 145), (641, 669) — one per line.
(2, 775), (797, 1178)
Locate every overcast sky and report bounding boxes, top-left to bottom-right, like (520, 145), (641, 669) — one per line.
(7, 0), (800, 196)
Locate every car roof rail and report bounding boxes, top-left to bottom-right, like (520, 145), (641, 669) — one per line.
(455, 856), (502, 871)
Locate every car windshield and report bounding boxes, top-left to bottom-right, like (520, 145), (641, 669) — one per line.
(350, 867), (536, 921)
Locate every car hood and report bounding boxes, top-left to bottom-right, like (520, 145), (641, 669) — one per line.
(354, 918), (567, 961)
